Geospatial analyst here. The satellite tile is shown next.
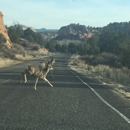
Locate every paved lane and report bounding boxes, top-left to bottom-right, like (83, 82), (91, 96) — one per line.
(0, 54), (130, 130)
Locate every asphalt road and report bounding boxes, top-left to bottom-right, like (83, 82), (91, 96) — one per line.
(0, 53), (130, 130)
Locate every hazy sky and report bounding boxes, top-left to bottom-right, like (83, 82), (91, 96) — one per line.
(0, 0), (130, 29)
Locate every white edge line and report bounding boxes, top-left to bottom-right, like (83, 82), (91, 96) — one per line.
(68, 67), (130, 125)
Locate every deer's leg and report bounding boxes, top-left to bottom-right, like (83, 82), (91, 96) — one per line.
(34, 77), (39, 90)
(23, 73), (27, 83)
(20, 70), (28, 83)
(43, 77), (53, 87)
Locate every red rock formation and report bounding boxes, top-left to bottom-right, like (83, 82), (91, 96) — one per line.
(56, 23), (98, 40)
(0, 11), (12, 47)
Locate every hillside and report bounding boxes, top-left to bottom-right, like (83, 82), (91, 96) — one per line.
(12, 23), (100, 40)
(55, 23), (100, 40)
(105, 22), (130, 32)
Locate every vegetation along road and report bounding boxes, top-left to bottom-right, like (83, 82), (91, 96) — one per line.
(0, 53), (130, 130)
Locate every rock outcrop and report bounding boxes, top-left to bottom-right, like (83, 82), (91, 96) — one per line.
(0, 11), (12, 47)
(55, 23), (98, 40)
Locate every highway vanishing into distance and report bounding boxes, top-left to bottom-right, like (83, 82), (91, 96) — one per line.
(0, 53), (130, 130)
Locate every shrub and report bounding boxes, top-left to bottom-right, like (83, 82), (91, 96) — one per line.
(0, 34), (6, 43)
(0, 43), (26, 59)
(95, 52), (120, 66)
(81, 52), (121, 67)
(70, 54), (130, 87)
(4, 50), (16, 59)
(11, 43), (25, 54)
(32, 46), (39, 51)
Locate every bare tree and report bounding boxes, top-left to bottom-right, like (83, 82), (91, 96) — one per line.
(19, 59), (54, 90)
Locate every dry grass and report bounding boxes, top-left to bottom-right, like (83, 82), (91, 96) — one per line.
(0, 57), (22, 68)
(0, 50), (53, 68)
(0, 39), (51, 68)
(68, 54), (130, 98)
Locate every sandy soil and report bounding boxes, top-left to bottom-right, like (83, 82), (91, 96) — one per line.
(68, 55), (130, 99)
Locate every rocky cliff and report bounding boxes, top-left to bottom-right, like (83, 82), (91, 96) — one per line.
(55, 23), (98, 40)
(0, 11), (12, 47)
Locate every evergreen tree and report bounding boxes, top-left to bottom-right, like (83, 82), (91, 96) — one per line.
(8, 26), (19, 43)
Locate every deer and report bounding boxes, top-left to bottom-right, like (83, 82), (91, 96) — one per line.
(39, 56), (55, 69)
(39, 56), (55, 78)
(19, 57), (55, 90)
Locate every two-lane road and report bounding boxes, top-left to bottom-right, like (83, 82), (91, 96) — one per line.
(0, 54), (130, 130)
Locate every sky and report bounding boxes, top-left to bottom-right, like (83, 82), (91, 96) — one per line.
(0, 0), (130, 29)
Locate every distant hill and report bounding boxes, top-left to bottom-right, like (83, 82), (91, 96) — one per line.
(13, 24), (36, 32)
(35, 28), (58, 32)
(54, 21), (130, 40)
(11, 21), (130, 40)
(12, 23), (100, 40)
(35, 28), (46, 32)
(104, 22), (130, 33)
(13, 24), (58, 33)
(54, 23), (101, 40)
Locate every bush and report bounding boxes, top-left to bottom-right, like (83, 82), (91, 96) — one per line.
(11, 43), (25, 54)
(70, 54), (130, 87)
(0, 43), (26, 59)
(0, 34), (6, 43)
(0, 44), (16, 59)
(81, 52), (121, 67)
(32, 46), (39, 51)
(4, 50), (16, 59)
